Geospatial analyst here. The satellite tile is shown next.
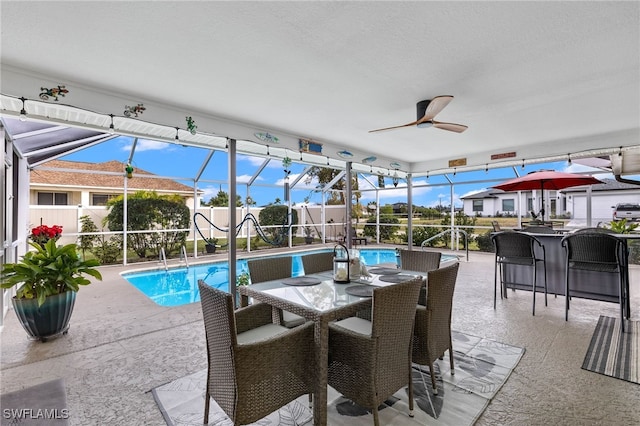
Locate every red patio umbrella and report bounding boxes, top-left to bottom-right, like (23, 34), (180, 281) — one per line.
(492, 170), (602, 220)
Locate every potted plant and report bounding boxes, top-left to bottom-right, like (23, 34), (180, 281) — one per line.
(0, 225), (102, 342)
(304, 227), (314, 244)
(205, 237), (218, 254)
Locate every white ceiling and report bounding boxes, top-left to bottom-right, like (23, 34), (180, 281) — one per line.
(1, 1), (639, 176)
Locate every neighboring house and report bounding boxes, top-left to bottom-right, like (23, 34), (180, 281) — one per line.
(461, 178), (640, 223)
(29, 160), (200, 242)
(30, 160), (198, 207)
(461, 189), (537, 218)
(562, 179), (640, 222)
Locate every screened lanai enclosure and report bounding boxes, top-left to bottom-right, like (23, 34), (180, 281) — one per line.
(2, 1), (640, 326)
(3, 98), (640, 326)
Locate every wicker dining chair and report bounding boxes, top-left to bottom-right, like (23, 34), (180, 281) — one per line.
(399, 249), (442, 305)
(412, 262), (460, 395)
(491, 231), (548, 315)
(561, 232), (628, 332)
(301, 251), (334, 274)
(197, 280), (314, 425)
(247, 256), (306, 328)
(327, 276), (423, 426)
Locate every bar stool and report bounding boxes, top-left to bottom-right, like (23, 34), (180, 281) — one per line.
(491, 231), (548, 315)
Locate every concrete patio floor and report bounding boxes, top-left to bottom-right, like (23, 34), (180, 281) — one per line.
(1, 245), (639, 425)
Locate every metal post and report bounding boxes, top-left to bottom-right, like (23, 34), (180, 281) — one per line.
(407, 174), (413, 250)
(228, 139), (237, 304)
(345, 162), (353, 249)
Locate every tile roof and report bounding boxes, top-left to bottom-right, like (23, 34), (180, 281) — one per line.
(30, 160), (195, 193)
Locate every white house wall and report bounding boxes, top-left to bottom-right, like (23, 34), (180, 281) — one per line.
(567, 190), (640, 223)
(463, 192), (532, 217)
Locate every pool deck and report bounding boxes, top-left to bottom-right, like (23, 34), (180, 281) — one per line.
(2, 243), (640, 425)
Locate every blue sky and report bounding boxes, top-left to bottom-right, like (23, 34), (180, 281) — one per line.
(63, 135), (613, 208)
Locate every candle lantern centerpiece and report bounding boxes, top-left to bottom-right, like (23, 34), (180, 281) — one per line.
(333, 243), (350, 284)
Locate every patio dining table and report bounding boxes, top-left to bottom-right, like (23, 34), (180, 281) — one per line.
(237, 267), (421, 426)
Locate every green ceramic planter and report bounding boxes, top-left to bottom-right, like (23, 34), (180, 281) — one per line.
(12, 291), (76, 342)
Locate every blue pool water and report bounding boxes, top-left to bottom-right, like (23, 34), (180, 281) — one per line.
(123, 249), (455, 307)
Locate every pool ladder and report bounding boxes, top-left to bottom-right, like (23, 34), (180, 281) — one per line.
(159, 248), (168, 271)
(179, 245), (189, 268)
(158, 246), (190, 271)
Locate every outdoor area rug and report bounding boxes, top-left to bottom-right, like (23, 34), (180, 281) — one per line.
(152, 331), (524, 425)
(0, 378), (69, 425)
(582, 315), (639, 384)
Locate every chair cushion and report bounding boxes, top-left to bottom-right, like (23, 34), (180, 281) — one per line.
(282, 311), (306, 328)
(569, 261), (619, 273)
(331, 316), (372, 336)
(237, 323), (289, 344)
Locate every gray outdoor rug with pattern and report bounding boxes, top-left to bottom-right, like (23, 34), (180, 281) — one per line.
(582, 315), (639, 384)
(152, 331), (524, 425)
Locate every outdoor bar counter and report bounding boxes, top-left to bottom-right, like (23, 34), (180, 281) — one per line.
(502, 232), (625, 304)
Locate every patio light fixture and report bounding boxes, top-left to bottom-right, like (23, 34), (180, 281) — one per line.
(392, 170), (399, 187)
(19, 97), (27, 121)
(109, 114), (115, 134)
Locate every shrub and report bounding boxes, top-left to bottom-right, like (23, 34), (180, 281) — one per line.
(105, 193), (190, 258)
(476, 231), (494, 252)
(401, 225), (441, 247)
(258, 204), (298, 245)
(363, 215), (399, 241)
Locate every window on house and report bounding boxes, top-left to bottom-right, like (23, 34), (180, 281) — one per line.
(91, 193), (117, 206)
(37, 192), (68, 205)
(527, 198), (534, 212)
(472, 200), (483, 212)
(502, 199), (515, 212)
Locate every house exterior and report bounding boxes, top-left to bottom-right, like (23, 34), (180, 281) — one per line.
(562, 179), (640, 223)
(29, 160), (200, 243)
(461, 188), (543, 218)
(461, 178), (640, 224)
(30, 160), (198, 206)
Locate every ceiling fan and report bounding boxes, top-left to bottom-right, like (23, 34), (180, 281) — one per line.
(369, 95), (468, 133)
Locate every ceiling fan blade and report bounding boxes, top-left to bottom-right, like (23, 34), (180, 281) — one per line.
(432, 120), (468, 133)
(368, 120), (418, 133)
(420, 95), (454, 122)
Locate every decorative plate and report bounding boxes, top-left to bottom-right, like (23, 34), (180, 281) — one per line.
(362, 156), (377, 164)
(390, 162), (401, 169)
(367, 267), (400, 275)
(281, 276), (321, 286)
(378, 274), (418, 284)
(337, 150), (353, 159)
(254, 132), (279, 144)
(345, 285), (374, 297)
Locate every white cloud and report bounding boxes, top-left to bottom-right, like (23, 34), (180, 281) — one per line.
(199, 186), (219, 201)
(236, 174), (262, 183)
(121, 138), (170, 152)
(238, 154), (284, 169)
(276, 174), (318, 189)
(358, 178), (434, 201)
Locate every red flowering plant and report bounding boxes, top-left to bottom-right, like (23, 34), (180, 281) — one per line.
(30, 224), (63, 248)
(1, 224), (101, 306)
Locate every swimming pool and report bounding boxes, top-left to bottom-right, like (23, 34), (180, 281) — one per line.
(123, 249), (456, 307)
